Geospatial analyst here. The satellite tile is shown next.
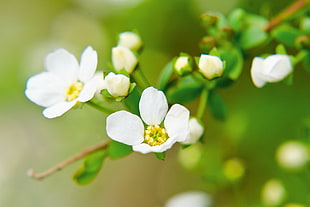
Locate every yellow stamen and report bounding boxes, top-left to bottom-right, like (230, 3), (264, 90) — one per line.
(65, 81), (84, 101)
(144, 125), (169, 146)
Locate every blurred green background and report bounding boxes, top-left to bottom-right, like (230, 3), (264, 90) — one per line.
(0, 0), (309, 206)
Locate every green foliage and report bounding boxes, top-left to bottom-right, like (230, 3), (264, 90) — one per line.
(108, 140), (132, 159)
(208, 90), (227, 121)
(219, 47), (243, 81)
(272, 25), (302, 46)
(158, 61), (175, 91)
(154, 152), (166, 160)
(73, 150), (107, 185)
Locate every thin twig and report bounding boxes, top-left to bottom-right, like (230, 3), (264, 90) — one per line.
(27, 140), (110, 180)
(264, 0), (309, 32)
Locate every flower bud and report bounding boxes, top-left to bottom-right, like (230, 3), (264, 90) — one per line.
(174, 55), (193, 76)
(112, 45), (138, 74)
(251, 54), (292, 88)
(276, 141), (309, 170)
(118, 31), (142, 51)
(201, 12), (218, 27)
(218, 26), (235, 41)
(198, 54), (224, 80)
(295, 35), (310, 50)
(199, 36), (216, 53)
(261, 179), (285, 206)
(104, 72), (130, 97)
(182, 118), (204, 144)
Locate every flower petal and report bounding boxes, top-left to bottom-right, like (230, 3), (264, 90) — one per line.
(106, 111), (144, 145)
(250, 57), (266, 88)
(77, 75), (101, 102)
(25, 72), (67, 107)
(263, 54), (292, 82)
(164, 104), (190, 142)
(139, 87), (168, 125)
(79, 46), (98, 82)
(43, 101), (77, 118)
(133, 137), (177, 154)
(44, 48), (79, 84)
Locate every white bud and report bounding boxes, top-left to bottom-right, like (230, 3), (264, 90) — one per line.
(251, 54), (292, 88)
(261, 179), (285, 206)
(182, 118), (204, 144)
(112, 45), (138, 74)
(165, 191), (212, 207)
(198, 54), (224, 80)
(104, 72), (130, 97)
(276, 141), (309, 170)
(118, 31), (142, 50)
(174, 56), (193, 75)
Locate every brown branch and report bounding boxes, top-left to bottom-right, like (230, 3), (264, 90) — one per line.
(264, 0), (309, 32)
(27, 140), (110, 180)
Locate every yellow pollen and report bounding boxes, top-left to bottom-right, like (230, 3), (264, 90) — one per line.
(144, 125), (169, 146)
(65, 81), (84, 101)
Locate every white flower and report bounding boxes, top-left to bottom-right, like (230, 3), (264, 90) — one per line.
(25, 46), (100, 118)
(174, 56), (193, 75)
(182, 118), (204, 144)
(261, 179), (285, 206)
(106, 87), (190, 154)
(164, 191), (212, 207)
(198, 54), (224, 80)
(104, 72), (130, 97)
(112, 45), (138, 74)
(118, 31), (142, 51)
(276, 141), (309, 170)
(250, 54), (292, 88)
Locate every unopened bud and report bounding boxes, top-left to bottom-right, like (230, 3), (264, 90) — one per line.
(174, 55), (194, 76)
(201, 12), (218, 27)
(199, 36), (216, 53)
(295, 35), (310, 50)
(198, 54), (224, 80)
(118, 31), (142, 51)
(218, 26), (235, 41)
(104, 72), (130, 97)
(112, 45), (138, 74)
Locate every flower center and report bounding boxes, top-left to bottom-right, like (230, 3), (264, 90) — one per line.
(144, 125), (169, 146)
(65, 81), (84, 101)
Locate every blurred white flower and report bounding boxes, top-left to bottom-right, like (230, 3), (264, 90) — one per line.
(261, 179), (285, 206)
(112, 45), (138, 74)
(104, 72), (130, 97)
(106, 87), (190, 154)
(182, 118), (204, 144)
(164, 191), (212, 207)
(198, 54), (224, 80)
(276, 141), (309, 170)
(118, 31), (142, 51)
(174, 56), (193, 75)
(25, 46), (100, 118)
(250, 54), (292, 88)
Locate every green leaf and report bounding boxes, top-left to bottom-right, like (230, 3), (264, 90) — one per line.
(239, 27), (268, 49)
(108, 140), (132, 159)
(208, 90), (227, 121)
(158, 61), (175, 91)
(228, 8), (246, 31)
(220, 48), (243, 80)
(209, 47), (221, 57)
(275, 44), (287, 55)
(154, 152), (166, 160)
(167, 75), (204, 104)
(303, 51), (310, 72)
(73, 149), (107, 185)
(123, 87), (140, 115)
(272, 25), (302, 46)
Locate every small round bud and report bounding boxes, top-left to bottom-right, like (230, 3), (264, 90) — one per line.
(218, 26), (235, 41)
(295, 35), (310, 50)
(118, 31), (142, 51)
(198, 54), (224, 80)
(199, 36), (216, 53)
(276, 141), (309, 170)
(112, 45), (138, 74)
(174, 55), (194, 76)
(104, 72), (130, 97)
(201, 12), (218, 27)
(261, 179), (285, 206)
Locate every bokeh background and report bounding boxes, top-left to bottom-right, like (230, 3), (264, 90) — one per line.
(0, 0), (309, 206)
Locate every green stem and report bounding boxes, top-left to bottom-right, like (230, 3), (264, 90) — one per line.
(293, 50), (307, 66)
(86, 101), (116, 114)
(197, 89), (209, 119)
(136, 67), (151, 88)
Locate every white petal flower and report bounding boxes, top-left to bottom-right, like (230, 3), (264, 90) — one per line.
(164, 191), (212, 207)
(112, 45), (138, 74)
(104, 72), (130, 97)
(106, 86), (190, 154)
(198, 54), (224, 80)
(182, 118), (204, 144)
(251, 54), (292, 88)
(25, 46), (100, 118)
(261, 179), (286, 206)
(118, 31), (142, 51)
